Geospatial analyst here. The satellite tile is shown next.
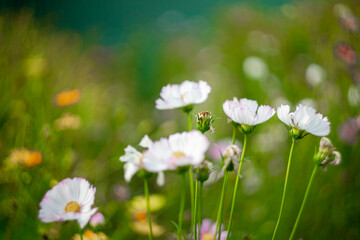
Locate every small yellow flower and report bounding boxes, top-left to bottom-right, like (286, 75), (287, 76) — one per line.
(54, 113), (81, 131)
(8, 149), (42, 168)
(73, 230), (108, 240)
(127, 194), (166, 213)
(54, 89), (81, 107)
(130, 220), (165, 237)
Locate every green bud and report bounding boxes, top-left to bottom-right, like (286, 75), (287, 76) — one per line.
(196, 111), (214, 134)
(196, 161), (213, 183)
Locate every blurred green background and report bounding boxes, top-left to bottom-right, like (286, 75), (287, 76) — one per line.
(0, 0), (359, 239)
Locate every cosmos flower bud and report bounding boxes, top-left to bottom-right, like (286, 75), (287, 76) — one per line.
(313, 137), (341, 167)
(223, 145), (241, 171)
(195, 161), (213, 183)
(196, 111), (215, 134)
(90, 212), (105, 227)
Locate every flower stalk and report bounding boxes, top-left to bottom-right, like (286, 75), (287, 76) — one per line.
(226, 133), (247, 240)
(272, 138), (295, 240)
(178, 172), (186, 240)
(144, 178), (153, 240)
(289, 165), (318, 240)
(187, 111), (195, 239)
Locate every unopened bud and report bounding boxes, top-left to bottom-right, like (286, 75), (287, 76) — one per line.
(329, 151), (341, 166)
(90, 212), (105, 227)
(196, 161), (213, 183)
(314, 137), (341, 167)
(197, 111), (215, 134)
(223, 145), (241, 171)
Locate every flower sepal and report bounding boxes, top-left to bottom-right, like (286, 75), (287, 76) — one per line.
(136, 169), (153, 179)
(238, 124), (255, 135)
(182, 104), (193, 114)
(289, 127), (308, 140)
(195, 161), (213, 183)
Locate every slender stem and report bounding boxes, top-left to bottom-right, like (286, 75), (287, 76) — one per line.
(193, 178), (199, 240)
(226, 134), (247, 240)
(187, 112), (192, 131)
(178, 173), (186, 240)
(80, 228), (83, 240)
(144, 178), (153, 240)
(215, 170), (229, 240)
(187, 111), (195, 239)
(289, 166), (318, 240)
(272, 138), (296, 240)
(232, 126), (236, 144)
(198, 182), (203, 238)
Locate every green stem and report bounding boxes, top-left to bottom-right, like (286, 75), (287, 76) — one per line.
(144, 178), (153, 240)
(199, 182), (203, 238)
(215, 170), (229, 240)
(289, 166), (318, 240)
(178, 173), (186, 240)
(272, 138), (296, 240)
(193, 178), (199, 240)
(80, 228), (83, 240)
(187, 111), (195, 239)
(232, 126), (236, 144)
(226, 134), (248, 240)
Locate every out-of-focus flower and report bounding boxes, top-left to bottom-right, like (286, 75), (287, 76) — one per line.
(351, 69), (360, 85)
(8, 149), (42, 168)
(111, 184), (130, 202)
(339, 16), (360, 33)
(298, 98), (316, 109)
(127, 194), (166, 214)
(155, 80), (211, 111)
(73, 230), (108, 240)
(243, 56), (269, 81)
(313, 137), (341, 168)
(191, 218), (227, 240)
(143, 130), (209, 171)
(305, 64), (326, 87)
(25, 55), (47, 78)
(197, 111), (215, 134)
(54, 113), (81, 131)
(39, 178), (98, 229)
(131, 220), (166, 237)
(277, 104), (330, 139)
(347, 86), (360, 107)
(333, 42), (358, 66)
(120, 135), (164, 186)
(208, 140), (231, 162)
(54, 89), (81, 107)
(223, 98), (275, 134)
(338, 116), (360, 145)
(90, 213), (105, 227)
(127, 194), (166, 237)
(333, 3), (353, 18)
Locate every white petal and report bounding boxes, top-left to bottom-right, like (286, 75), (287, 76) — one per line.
(277, 104), (293, 126)
(156, 172), (165, 186)
(139, 135), (153, 148)
(124, 162), (140, 182)
(77, 207), (98, 229)
(256, 105), (275, 124)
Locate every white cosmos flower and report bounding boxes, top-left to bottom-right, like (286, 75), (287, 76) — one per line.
(155, 80), (211, 110)
(277, 104), (330, 139)
(143, 130), (209, 171)
(223, 97), (275, 133)
(38, 178), (98, 229)
(119, 135), (165, 186)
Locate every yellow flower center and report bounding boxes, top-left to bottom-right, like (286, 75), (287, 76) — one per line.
(64, 201), (80, 213)
(134, 211), (147, 221)
(202, 233), (215, 240)
(172, 151), (186, 159)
